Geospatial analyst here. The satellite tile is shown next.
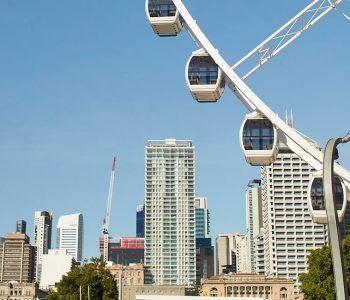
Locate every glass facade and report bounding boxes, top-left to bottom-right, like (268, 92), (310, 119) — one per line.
(136, 205), (145, 238)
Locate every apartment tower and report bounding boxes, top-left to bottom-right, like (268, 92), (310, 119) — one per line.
(57, 213), (84, 263)
(261, 143), (327, 293)
(144, 139), (196, 285)
(245, 179), (262, 273)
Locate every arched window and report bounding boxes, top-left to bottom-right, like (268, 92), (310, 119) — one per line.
(210, 287), (218, 297)
(280, 287), (288, 299)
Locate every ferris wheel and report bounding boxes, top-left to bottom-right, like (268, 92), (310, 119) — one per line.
(145, 0), (350, 223)
(145, 1), (349, 297)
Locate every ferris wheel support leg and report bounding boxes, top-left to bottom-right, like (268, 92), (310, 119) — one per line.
(323, 135), (350, 300)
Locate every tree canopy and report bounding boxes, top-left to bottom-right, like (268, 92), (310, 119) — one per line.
(48, 258), (118, 300)
(300, 231), (350, 300)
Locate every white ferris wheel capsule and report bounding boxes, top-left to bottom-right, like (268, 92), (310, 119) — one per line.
(239, 112), (278, 166)
(145, 0), (183, 37)
(185, 49), (225, 102)
(307, 171), (348, 224)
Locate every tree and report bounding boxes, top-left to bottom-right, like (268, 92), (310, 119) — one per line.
(48, 258), (118, 300)
(299, 230), (350, 300)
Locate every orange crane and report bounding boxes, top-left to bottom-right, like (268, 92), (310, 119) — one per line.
(102, 156), (116, 262)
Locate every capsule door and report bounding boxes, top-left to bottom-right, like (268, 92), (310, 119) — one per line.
(145, 0), (183, 36)
(308, 171), (348, 224)
(240, 114), (278, 166)
(185, 52), (225, 102)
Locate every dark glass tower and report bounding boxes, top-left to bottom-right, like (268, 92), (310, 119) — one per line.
(136, 204), (145, 238)
(16, 220), (27, 234)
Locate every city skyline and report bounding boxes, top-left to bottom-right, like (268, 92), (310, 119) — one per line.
(0, 1), (349, 260)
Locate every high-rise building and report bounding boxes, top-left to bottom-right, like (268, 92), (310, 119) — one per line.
(0, 233), (36, 283)
(16, 220), (27, 234)
(245, 179), (262, 273)
(34, 211), (52, 282)
(56, 213), (84, 263)
(216, 233), (238, 275)
(195, 238), (214, 284)
(99, 236), (144, 265)
(261, 143), (327, 293)
(253, 233), (265, 275)
(136, 204), (145, 238)
(195, 197), (210, 239)
(144, 139), (196, 285)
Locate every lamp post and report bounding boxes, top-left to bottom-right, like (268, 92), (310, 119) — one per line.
(323, 133), (350, 300)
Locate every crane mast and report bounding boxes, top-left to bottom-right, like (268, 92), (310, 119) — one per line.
(102, 156), (116, 262)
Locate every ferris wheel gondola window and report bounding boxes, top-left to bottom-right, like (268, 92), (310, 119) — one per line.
(242, 118), (275, 151)
(185, 51), (225, 102)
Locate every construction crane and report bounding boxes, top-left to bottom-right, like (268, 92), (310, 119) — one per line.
(102, 156), (116, 262)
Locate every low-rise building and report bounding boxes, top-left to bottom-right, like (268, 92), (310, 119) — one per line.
(125, 285), (189, 300)
(201, 274), (294, 299)
(40, 249), (73, 290)
(0, 282), (47, 300)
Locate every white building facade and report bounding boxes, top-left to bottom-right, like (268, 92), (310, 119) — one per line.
(144, 139), (196, 285)
(56, 213), (83, 263)
(261, 145), (327, 293)
(39, 249), (73, 290)
(34, 211), (52, 282)
(245, 180), (262, 273)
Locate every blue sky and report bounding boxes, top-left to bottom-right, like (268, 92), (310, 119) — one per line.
(0, 1), (349, 259)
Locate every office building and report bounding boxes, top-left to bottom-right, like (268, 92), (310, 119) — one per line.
(235, 234), (250, 273)
(245, 179), (262, 272)
(101, 237), (144, 265)
(0, 233), (35, 283)
(136, 204), (145, 238)
(261, 143), (327, 293)
(56, 213), (83, 262)
(195, 197), (210, 239)
(216, 233), (243, 275)
(196, 238), (214, 284)
(200, 274), (294, 299)
(144, 139), (196, 285)
(16, 220), (27, 234)
(39, 249), (73, 290)
(34, 211), (52, 281)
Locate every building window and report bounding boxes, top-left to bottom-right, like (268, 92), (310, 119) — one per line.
(280, 287), (288, 299)
(210, 288), (218, 297)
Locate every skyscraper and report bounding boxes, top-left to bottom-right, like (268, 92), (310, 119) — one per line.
(144, 139), (196, 285)
(16, 220), (27, 234)
(245, 179), (262, 273)
(57, 213), (84, 263)
(195, 197), (210, 239)
(136, 204), (145, 238)
(261, 143), (327, 293)
(34, 211), (52, 282)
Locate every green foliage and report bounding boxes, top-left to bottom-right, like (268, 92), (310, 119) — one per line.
(48, 258), (118, 300)
(300, 231), (350, 300)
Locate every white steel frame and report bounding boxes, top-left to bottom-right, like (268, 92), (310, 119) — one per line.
(232, 0), (343, 79)
(170, 0), (350, 189)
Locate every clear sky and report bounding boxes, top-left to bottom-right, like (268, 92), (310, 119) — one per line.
(0, 1), (349, 259)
